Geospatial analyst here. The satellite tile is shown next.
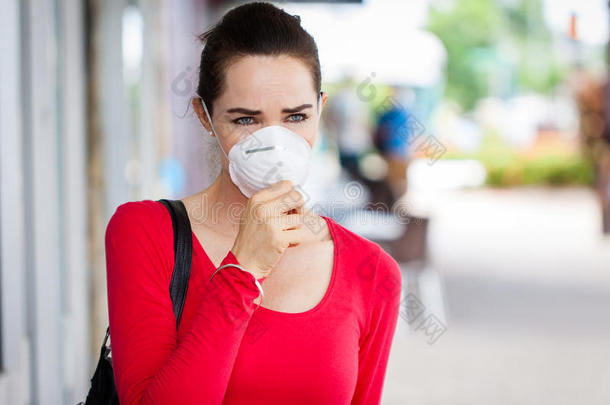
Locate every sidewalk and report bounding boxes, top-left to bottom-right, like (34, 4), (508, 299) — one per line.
(382, 186), (610, 405)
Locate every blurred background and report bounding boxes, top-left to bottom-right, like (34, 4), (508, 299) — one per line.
(1, 0), (609, 404)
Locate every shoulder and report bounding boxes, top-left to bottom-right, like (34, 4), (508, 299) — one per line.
(107, 199), (167, 229)
(104, 199), (175, 282)
(105, 199), (172, 247)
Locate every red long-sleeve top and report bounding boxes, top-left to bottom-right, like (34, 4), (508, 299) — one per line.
(105, 199), (402, 405)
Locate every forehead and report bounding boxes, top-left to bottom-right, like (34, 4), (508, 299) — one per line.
(217, 55), (315, 108)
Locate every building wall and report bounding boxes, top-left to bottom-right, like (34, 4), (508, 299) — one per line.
(0, 0), (217, 403)
(0, 0), (90, 404)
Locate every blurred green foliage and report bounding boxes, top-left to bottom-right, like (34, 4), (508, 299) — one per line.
(444, 133), (595, 187)
(428, 0), (566, 111)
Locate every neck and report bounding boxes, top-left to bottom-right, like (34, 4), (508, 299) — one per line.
(195, 166), (248, 236)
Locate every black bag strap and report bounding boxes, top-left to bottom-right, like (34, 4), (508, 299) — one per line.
(157, 198), (193, 330)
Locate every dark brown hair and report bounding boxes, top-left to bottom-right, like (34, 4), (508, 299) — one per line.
(196, 1), (321, 117)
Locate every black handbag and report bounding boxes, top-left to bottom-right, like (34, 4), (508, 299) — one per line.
(79, 199), (193, 405)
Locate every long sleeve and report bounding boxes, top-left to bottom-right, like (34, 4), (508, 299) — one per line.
(350, 249), (402, 405)
(105, 202), (263, 405)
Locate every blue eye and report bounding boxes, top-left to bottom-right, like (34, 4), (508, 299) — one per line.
(233, 117), (255, 126)
(288, 113), (308, 123)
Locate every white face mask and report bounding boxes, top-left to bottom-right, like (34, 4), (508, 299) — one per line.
(200, 94), (322, 198)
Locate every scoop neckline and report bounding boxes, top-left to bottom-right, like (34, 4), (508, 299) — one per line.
(254, 215), (338, 319)
(175, 197), (339, 319)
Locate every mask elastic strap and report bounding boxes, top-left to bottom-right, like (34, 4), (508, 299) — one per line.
(198, 94), (230, 159)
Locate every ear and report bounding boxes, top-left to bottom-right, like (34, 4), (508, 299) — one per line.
(319, 91), (328, 114)
(192, 97), (214, 135)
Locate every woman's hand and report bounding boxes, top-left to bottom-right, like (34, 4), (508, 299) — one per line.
(230, 180), (313, 279)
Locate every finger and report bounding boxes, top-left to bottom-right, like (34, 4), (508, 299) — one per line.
(268, 213), (304, 231)
(262, 187), (305, 217)
(252, 179), (294, 203)
(297, 204), (314, 216)
(285, 205), (302, 216)
(279, 223), (321, 246)
(287, 194), (309, 215)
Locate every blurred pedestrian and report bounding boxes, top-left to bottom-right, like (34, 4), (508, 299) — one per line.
(373, 85), (416, 208)
(324, 73), (373, 183)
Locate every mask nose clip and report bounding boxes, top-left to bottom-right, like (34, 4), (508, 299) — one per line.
(245, 145), (276, 154)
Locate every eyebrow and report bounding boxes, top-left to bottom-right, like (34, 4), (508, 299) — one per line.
(226, 104), (313, 115)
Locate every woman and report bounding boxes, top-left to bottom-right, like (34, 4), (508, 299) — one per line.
(105, 2), (402, 404)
